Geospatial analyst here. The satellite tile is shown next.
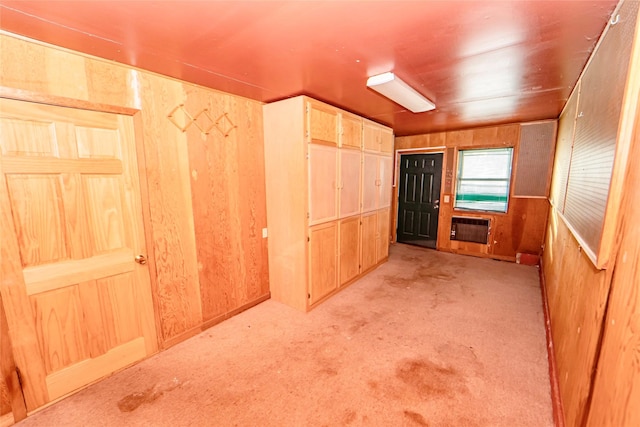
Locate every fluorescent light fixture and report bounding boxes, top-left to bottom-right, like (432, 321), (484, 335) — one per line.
(366, 72), (435, 113)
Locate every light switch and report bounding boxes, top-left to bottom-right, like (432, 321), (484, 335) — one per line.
(443, 195), (450, 203)
(262, 228), (268, 238)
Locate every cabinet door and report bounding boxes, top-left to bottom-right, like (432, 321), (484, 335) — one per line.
(376, 208), (390, 262)
(339, 216), (360, 285)
(362, 153), (379, 213)
(307, 101), (338, 145)
(340, 114), (362, 149)
(361, 212), (377, 272)
(309, 144), (338, 225)
(378, 155), (393, 209)
(380, 128), (394, 154)
(339, 148), (362, 218)
(309, 222), (338, 305)
(363, 121), (381, 152)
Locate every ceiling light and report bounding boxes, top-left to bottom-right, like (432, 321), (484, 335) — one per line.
(366, 72), (435, 113)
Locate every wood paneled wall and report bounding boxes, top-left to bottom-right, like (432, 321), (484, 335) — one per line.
(395, 123), (551, 261)
(586, 79), (640, 426)
(542, 2), (640, 425)
(0, 30), (269, 385)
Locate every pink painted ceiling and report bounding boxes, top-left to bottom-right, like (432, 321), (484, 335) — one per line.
(0, 1), (619, 135)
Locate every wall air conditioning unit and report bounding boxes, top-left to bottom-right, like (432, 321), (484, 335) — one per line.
(450, 217), (490, 244)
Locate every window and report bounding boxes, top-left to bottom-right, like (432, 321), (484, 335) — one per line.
(455, 147), (513, 213)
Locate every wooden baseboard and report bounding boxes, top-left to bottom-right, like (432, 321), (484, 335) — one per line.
(539, 260), (565, 427)
(0, 412), (15, 427)
(163, 293), (272, 349)
(201, 293), (271, 331)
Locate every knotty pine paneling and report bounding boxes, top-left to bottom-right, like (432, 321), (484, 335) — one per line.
(0, 33), (269, 347)
(184, 89), (269, 323)
(395, 123), (548, 261)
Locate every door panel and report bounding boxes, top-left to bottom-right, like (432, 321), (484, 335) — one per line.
(376, 208), (390, 262)
(339, 148), (361, 218)
(308, 144), (338, 225)
(339, 216), (360, 285)
(340, 114), (362, 149)
(379, 155), (393, 208)
(0, 98), (157, 410)
(380, 129), (394, 153)
(397, 153), (443, 249)
(307, 102), (338, 145)
(308, 222), (338, 305)
(361, 212), (377, 272)
(362, 153), (379, 212)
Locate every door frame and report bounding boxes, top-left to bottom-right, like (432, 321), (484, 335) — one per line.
(392, 147), (446, 246)
(0, 87), (162, 410)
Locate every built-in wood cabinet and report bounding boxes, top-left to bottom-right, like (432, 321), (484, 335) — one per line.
(263, 96), (394, 311)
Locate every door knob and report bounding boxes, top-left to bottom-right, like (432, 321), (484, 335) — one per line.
(135, 255), (147, 265)
(433, 199), (440, 209)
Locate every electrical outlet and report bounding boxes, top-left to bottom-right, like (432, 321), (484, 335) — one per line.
(262, 228), (268, 238)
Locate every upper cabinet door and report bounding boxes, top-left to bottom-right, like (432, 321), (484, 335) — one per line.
(378, 155), (393, 208)
(363, 121), (381, 152)
(340, 113), (362, 149)
(362, 153), (379, 213)
(380, 128), (394, 154)
(307, 101), (338, 145)
(339, 148), (362, 218)
(308, 143), (338, 225)
(363, 120), (394, 153)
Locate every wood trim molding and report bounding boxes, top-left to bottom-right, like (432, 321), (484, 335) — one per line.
(0, 87), (140, 116)
(539, 260), (565, 427)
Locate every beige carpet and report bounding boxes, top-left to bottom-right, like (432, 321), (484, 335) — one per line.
(18, 244), (553, 426)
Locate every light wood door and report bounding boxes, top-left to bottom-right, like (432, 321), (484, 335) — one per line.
(362, 153), (379, 213)
(307, 101), (338, 145)
(379, 155), (393, 208)
(340, 114), (362, 149)
(361, 212), (377, 272)
(308, 221), (338, 305)
(308, 143), (338, 225)
(339, 148), (362, 218)
(0, 98), (157, 410)
(376, 208), (391, 262)
(339, 216), (360, 286)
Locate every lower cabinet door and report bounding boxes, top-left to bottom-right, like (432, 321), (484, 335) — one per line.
(339, 216), (360, 285)
(308, 221), (338, 305)
(361, 212), (377, 272)
(377, 208), (390, 262)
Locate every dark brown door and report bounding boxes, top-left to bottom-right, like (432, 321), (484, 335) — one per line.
(397, 153), (443, 249)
